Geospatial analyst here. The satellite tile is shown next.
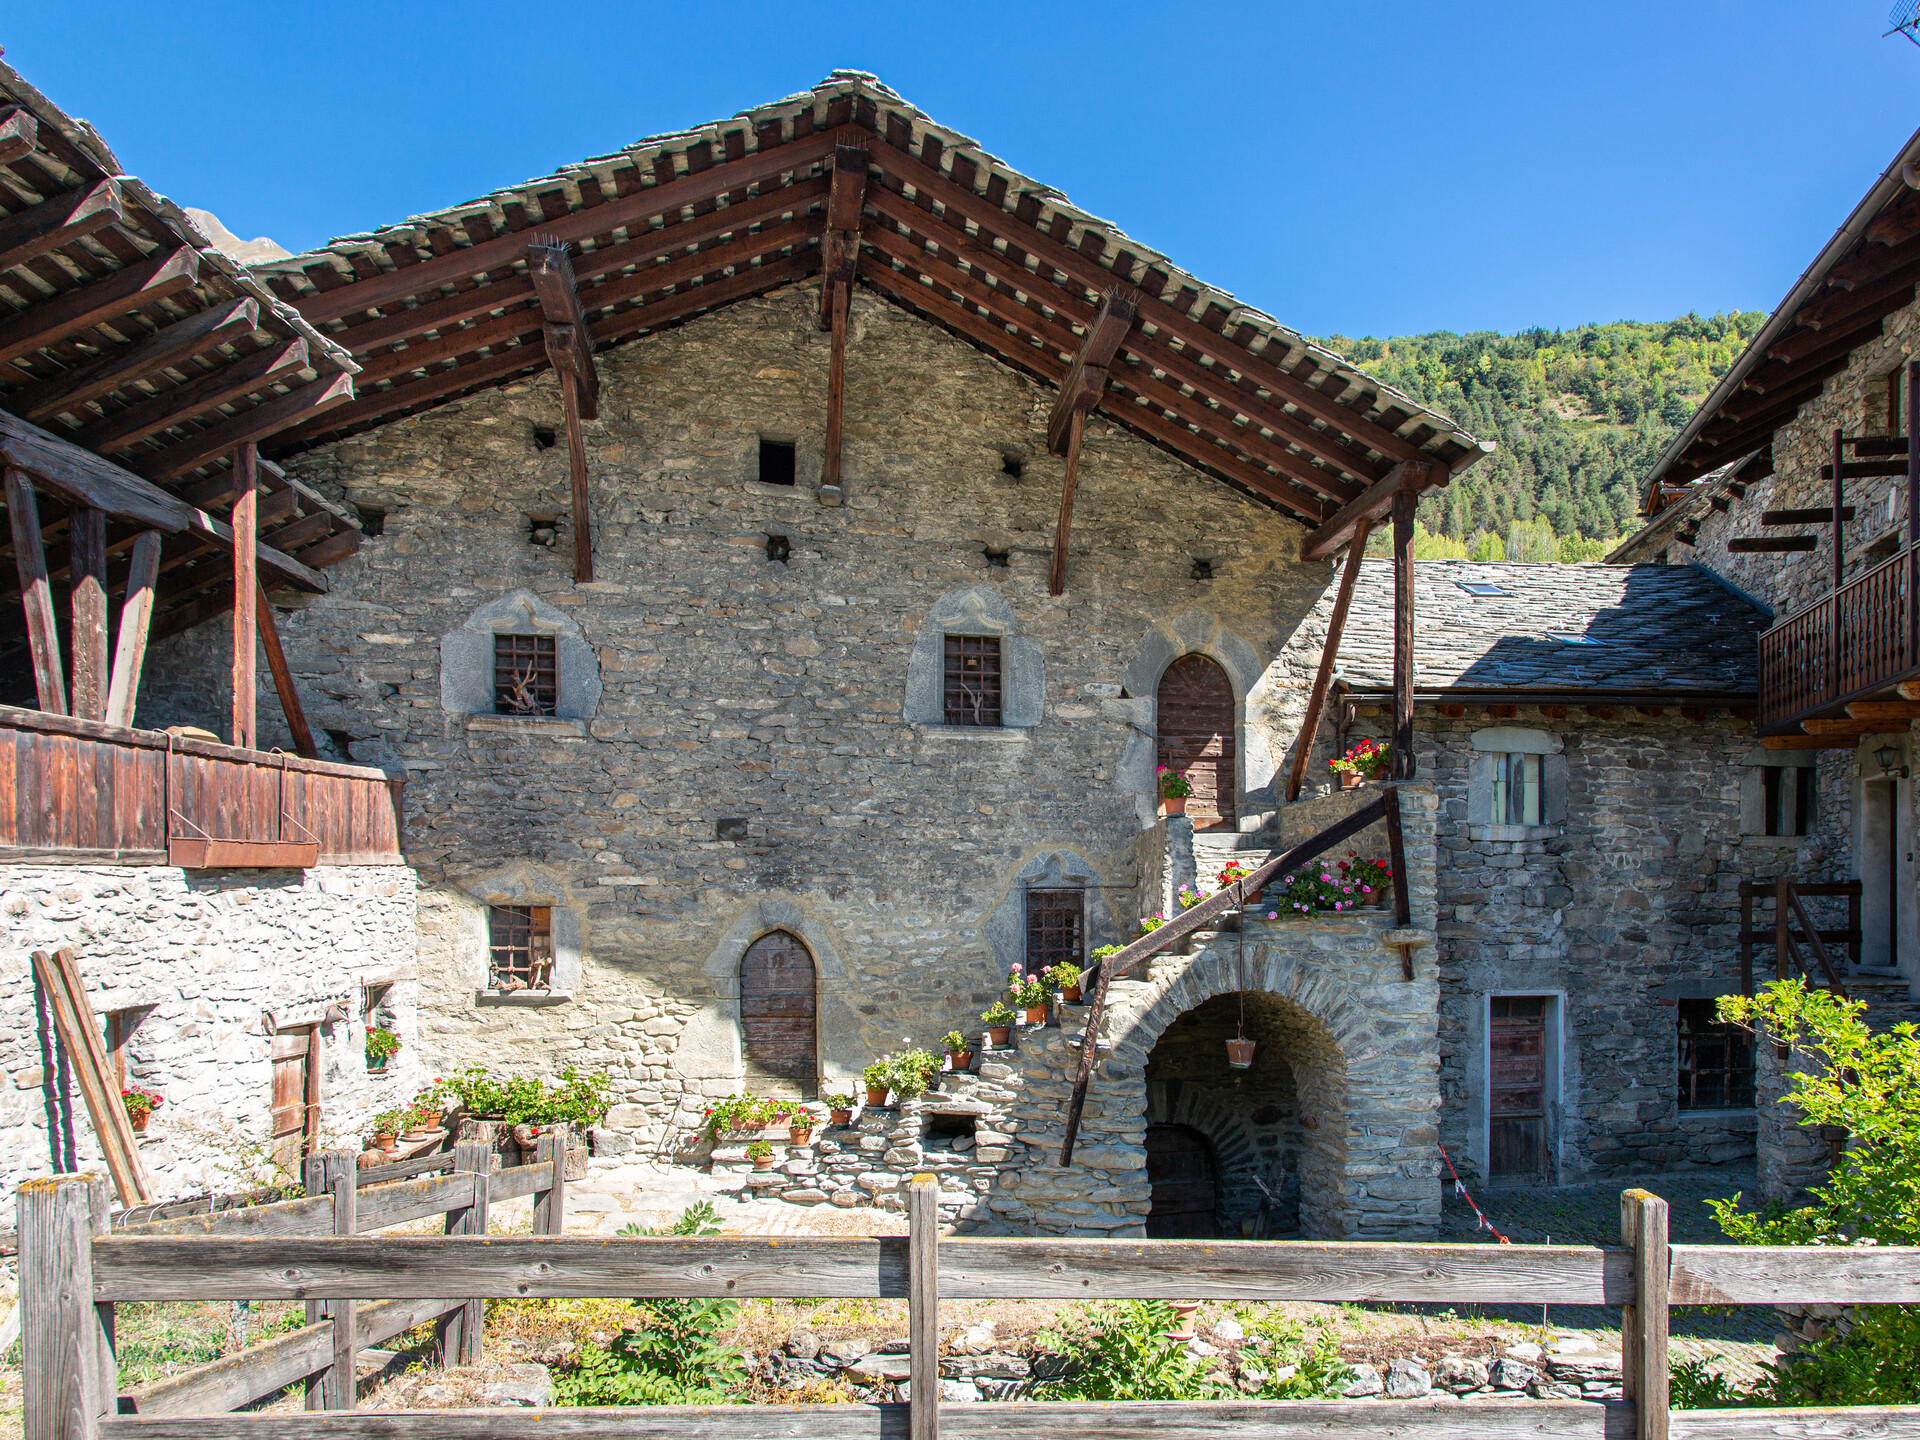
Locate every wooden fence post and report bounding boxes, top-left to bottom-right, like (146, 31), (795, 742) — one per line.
(436, 1140), (492, 1367)
(1621, 1188), (1670, 1440)
(301, 1150), (354, 1411)
(534, 1128), (566, 1236)
(907, 1174), (939, 1440)
(20, 1174), (113, 1440)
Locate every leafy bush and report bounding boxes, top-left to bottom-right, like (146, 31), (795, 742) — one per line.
(1035, 1301), (1235, 1401)
(702, 1095), (784, 1138)
(438, 1065), (611, 1128)
(888, 1049), (940, 1099)
(1270, 868), (1365, 916)
(1240, 1312), (1352, 1399)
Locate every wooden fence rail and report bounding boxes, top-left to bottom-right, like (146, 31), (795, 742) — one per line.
(19, 1179), (1920, 1440)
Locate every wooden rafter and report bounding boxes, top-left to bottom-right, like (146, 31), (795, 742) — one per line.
(0, 179), (123, 275)
(71, 338), (309, 453)
(1301, 457), (1436, 562)
(0, 107), (38, 166)
(1286, 517), (1371, 801)
(1047, 289), (1136, 455)
(0, 247), (200, 367)
(8, 296), (260, 425)
(136, 373), (354, 484)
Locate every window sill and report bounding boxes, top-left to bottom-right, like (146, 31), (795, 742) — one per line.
(917, 724), (1029, 742)
(1741, 833), (1809, 847)
(475, 990), (573, 1008)
(466, 714), (589, 737)
(743, 480), (809, 498)
(1467, 823), (1559, 842)
(1675, 1107), (1757, 1126)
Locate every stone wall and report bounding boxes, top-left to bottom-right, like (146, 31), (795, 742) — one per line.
(1, 864), (419, 1206)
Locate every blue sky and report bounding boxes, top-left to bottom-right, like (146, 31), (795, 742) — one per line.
(6, 2), (1918, 338)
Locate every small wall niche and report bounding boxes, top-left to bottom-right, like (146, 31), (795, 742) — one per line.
(527, 513), (559, 547)
(533, 425), (557, 451)
(983, 547), (1010, 569)
(759, 438), (797, 486)
(1191, 559), (1215, 581)
(356, 505), (387, 537)
(766, 533), (791, 564)
(716, 817), (751, 842)
(923, 1113), (977, 1151)
(1000, 453), (1025, 480)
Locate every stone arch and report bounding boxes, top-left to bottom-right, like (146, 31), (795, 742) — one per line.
(1117, 611), (1273, 826)
(981, 849), (1127, 983)
(681, 900), (860, 1087)
(439, 589), (601, 720)
(903, 584), (1043, 728)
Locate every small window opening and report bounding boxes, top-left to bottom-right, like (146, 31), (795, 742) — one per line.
(1491, 752), (1541, 825)
(766, 533), (791, 564)
(324, 728), (356, 762)
(527, 514), (559, 547)
(533, 425), (557, 450)
(362, 983), (396, 1071)
(1458, 580), (1510, 597)
(357, 505), (386, 537)
(493, 634), (558, 716)
(923, 1113), (978, 1151)
(1000, 453), (1025, 480)
(1678, 998), (1755, 1110)
(1025, 887), (1085, 977)
(1888, 368), (1905, 437)
(943, 633), (1002, 727)
(488, 905), (554, 992)
(1762, 765), (1814, 837)
(716, 817), (751, 842)
(1190, 558), (1214, 581)
(984, 547), (1009, 569)
(759, 438), (797, 486)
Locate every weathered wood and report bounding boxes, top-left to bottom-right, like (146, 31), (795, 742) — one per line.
(1845, 699), (1920, 721)
(436, 1143), (491, 1368)
(13, 297), (260, 426)
(1628, 1192), (1668, 1440)
(488, 1161), (551, 1203)
(532, 1133), (565, 1235)
(75, 338), (309, 454)
(822, 278), (850, 501)
(1047, 409), (1085, 596)
(1667, 1407), (1920, 1437)
(139, 375), (355, 484)
(526, 242), (599, 419)
(0, 248), (200, 367)
(1668, 1242), (1920, 1305)
(256, 591), (318, 758)
(325, 1161), (356, 1411)
(1286, 519), (1370, 802)
(0, 179), (123, 276)
(103, 1406), (894, 1440)
(167, 839), (320, 869)
(908, 1177), (938, 1440)
(69, 505), (108, 722)
(104, 532), (161, 728)
(1391, 484), (1416, 779)
(1047, 290), (1137, 456)
(90, 1234), (911, 1302)
(1619, 1193), (1642, 1415)
(114, 1193), (335, 1240)
(1762, 507), (1856, 524)
(20, 1174), (112, 1440)
(231, 444), (257, 749)
(1727, 536), (1818, 554)
(0, 106), (39, 166)
(32, 949), (153, 1205)
(558, 371), (593, 583)
(1300, 458), (1435, 562)
(6, 468), (67, 714)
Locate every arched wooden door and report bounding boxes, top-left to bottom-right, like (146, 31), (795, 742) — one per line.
(1145, 1123), (1218, 1237)
(740, 930), (817, 1097)
(1157, 654), (1236, 830)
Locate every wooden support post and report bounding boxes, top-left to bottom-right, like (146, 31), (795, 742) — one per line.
(1908, 360), (1918, 668)
(560, 372), (593, 584)
(300, 1150), (355, 1410)
(230, 443), (258, 750)
(533, 1128), (567, 1235)
(1391, 485), (1417, 779)
(1383, 785), (1413, 981)
(1286, 518), (1372, 801)
(1621, 1189), (1670, 1440)
(907, 1174), (939, 1440)
(255, 590), (318, 759)
(68, 505), (107, 722)
(19, 1173), (113, 1440)
(1048, 410), (1085, 597)
(31, 949), (152, 1206)
(6, 467), (67, 715)
(103, 531), (160, 729)
(1832, 427), (1846, 597)
(436, 1141), (492, 1367)
(822, 278), (850, 506)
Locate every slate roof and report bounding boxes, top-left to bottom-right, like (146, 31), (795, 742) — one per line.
(1333, 561), (1767, 698)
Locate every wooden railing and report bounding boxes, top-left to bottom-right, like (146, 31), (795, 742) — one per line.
(0, 705), (403, 865)
(1758, 539), (1920, 728)
(1738, 880), (1860, 996)
(18, 1176), (1920, 1440)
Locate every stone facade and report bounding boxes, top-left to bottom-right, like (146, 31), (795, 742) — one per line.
(1, 863), (418, 1206)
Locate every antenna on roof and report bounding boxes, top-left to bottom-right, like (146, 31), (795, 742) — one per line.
(1887, 0), (1920, 46)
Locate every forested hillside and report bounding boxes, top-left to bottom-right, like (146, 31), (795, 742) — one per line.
(1320, 312), (1767, 560)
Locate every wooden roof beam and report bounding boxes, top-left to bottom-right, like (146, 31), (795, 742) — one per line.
(71, 337), (309, 454)
(0, 248), (201, 368)
(0, 180), (124, 276)
(819, 143), (869, 331)
(8, 296), (260, 425)
(1300, 458), (1436, 562)
(526, 239), (598, 420)
(135, 373), (354, 485)
(1048, 289), (1137, 455)
(1791, 260), (1920, 333)
(0, 108), (38, 166)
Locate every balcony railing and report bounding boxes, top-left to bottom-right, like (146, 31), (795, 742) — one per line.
(0, 704), (404, 866)
(1758, 539), (1920, 729)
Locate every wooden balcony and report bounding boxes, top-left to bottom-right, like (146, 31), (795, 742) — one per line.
(0, 705), (403, 866)
(1757, 540), (1920, 733)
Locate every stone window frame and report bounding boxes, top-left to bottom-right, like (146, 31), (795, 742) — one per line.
(1739, 745), (1815, 846)
(984, 852), (1123, 985)
(904, 586), (1042, 732)
(465, 879), (582, 1008)
(441, 590), (602, 734)
(1676, 997), (1756, 1111)
(1465, 726), (1567, 840)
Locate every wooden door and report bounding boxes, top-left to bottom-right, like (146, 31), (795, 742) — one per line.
(1145, 1123), (1217, 1237)
(740, 930), (817, 1097)
(1157, 654), (1236, 830)
(270, 1025), (315, 1169)
(1489, 997), (1548, 1178)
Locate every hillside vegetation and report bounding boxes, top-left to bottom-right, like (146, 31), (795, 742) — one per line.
(1318, 312), (1767, 560)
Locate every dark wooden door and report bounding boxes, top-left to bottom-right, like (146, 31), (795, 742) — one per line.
(1145, 1123), (1217, 1237)
(1157, 655), (1235, 830)
(1489, 997), (1548, 1178)
(740, 930), (817, 1097)
(270, 1026), (315, 1169)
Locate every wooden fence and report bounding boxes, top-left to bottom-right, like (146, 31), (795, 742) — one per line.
(18, 1180), (1920, 1440)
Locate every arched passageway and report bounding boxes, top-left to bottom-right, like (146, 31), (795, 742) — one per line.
(739, 929), (817, 1096)
(1157, 654), (1235, 830)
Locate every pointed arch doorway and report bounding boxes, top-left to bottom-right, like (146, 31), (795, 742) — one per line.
(1157, 654), (1236, 830)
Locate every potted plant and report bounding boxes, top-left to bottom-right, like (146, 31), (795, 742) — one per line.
(789, 1113), (815, 1145)
(826, 1093), (856, 1126)
(943, 1030), (975, 1071)
(121, 1085), (162, 1134)
(365, 1026), (402, 1072)
(1176, 886), (1204, 911)
(1008, 967), (1050, 1025)
(1139, 912), (1167, 934)
(980, 1002), (1015, 1047)
(891, 1049), (939, 1100)
(1329, 737), (1390, 790)
(402, 1088), (447, 1141)
(862, 1060), (893, 1108)
(1271, 868), (1364, 918)
(1340, 853), (1393, 908)
(371, 1107), (408, 1154)
(748, 1140), (775, 1171)
(1217, 860), (1265, 906)
(1156, 765), (1193, 816)
(1043, 960), (1084, 1004)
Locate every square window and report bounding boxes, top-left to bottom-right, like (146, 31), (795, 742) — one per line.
(759, 438), (796, 486)
(1457, 581), (1509, 597)
(494, 634), (557, 716)
(1678, 998), (1754, 1110)
(488, 905), (554, 991)
(943, 633), (1003, 727)
(1025, 888), (1084, 976)
(1492, 752), (1541, 825)
(1763, 766), (1814, 837)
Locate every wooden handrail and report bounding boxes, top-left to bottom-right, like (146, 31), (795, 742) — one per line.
(1787, 886), (1850, 998)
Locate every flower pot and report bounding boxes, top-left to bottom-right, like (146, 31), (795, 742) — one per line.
(986, 1026), (1010, 1047)
(375, 1133), (398, 1154)
(866, 1086), (890, 1107)
(129, 1111), (150, 1134)
(401, 1127), (443, 1144)
(1225, 1037), (1256, 1069)
(829, 1107), (853, 1126)
(1161, 794), (1188, 816)
(752, 1157), (775, 1172)
(1063, 984), (1082, 1004)
(1168, 1301), (1200, 1341)
(789, 1125), (814, 1145)
(947, 1050), (975, 1072)
(1337, 770), (1362, 791)
(1023, 1005), (1048, 1025)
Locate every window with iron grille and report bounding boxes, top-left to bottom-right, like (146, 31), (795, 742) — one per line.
(1025, 888), (1084, 976)
(943, 634), (1002, 727)
(1677, 998), (1755, 1110)
(488, 905), (554, 991)
(494, 634), (557, 716)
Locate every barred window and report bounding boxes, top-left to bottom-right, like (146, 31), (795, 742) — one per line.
(1025, 888), (1084, 976)
(1678, 998), (1755, 1110)
(943, 634), (1002, 727)
(488, 905), (554, 991)
(494, 634), (557, 716)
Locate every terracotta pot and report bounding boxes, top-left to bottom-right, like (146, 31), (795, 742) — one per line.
(1161, 794), (1188, 815)
(1024, 1005), (1048, 1025)
(1337, 769), (1362, 791)
(375, 1133), (397, 1154)
(986, 1026), (1010, 1047)
(829, 1107), (853, 1126)
(1063, 984), (1083, 1003)
(752, 1156), (775, 1172)
(789, 1125), (814, 1145)
(1225, 1037), (1256, 1069)
(1168, 1301), (1200, 1341)
(948, 1050), (975, 1072)
(129, 1111), (150, 1134)
(866, 1086), (890, 1107)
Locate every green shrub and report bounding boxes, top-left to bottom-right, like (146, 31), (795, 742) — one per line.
(1035, 1301), (1236, 1401)
(438, 1065), (611, 1128)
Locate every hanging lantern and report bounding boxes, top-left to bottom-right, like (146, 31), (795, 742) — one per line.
(1225, 1036), (1255, 1069)
(1225, 942), (1254, 1068)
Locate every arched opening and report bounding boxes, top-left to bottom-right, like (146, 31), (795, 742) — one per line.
(1144, 1124), (1217, 1237)
(739, 930), (817, 1097)
(1157, 654), (1235, 830)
